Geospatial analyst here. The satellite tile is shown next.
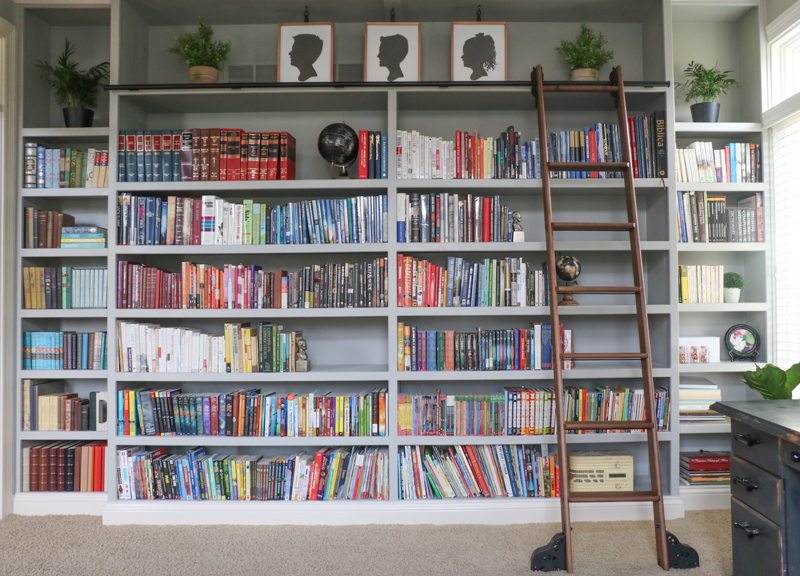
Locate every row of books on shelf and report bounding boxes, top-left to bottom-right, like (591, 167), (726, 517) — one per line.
(118, 388), (387, 438)
(676, 142), (761, 183)
(679, 450), (730, 486)
(22, 266), (108, 310)
(356, 130), (389, 179)
(397, 192), (516, 244)
(22, 441), (106, 492)
(116, 322), (305, 374)
(396, 115), (665, 180)
(116, 129), (296, 183)
(116, 194), (388, 246)
(677, 191), (763, 243)
(117, 446), (388, 501)
(22, 380), (108, 432)
(398, 444), (559, 500)
(22, 209), (107, 249)
(397, 255), (546, 308)
(397, 386), (670, 437)
(22, 331), (107, 370)
(679, 382), (727, 424)
(678, 265), (725, 304)
(117, 258), (388, 310)
(23, 143), (109, 189)
(397, 322), (573, 372)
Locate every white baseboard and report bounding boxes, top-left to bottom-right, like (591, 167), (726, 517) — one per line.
(14, 492), (108, 516)
(102, 497), (686, 526)
(680, 485), (731, 511)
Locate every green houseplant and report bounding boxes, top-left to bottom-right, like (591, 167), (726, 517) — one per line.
(170, 20), (231, 83)
(744, 363), (800, 400)
(556, 24), (614, 81)
(680, 61), (738, 123)
(36, 39), (109, 128)
(723, 272), (744, 304)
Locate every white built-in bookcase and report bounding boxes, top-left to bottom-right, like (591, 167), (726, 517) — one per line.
(12, 0), (769, 523)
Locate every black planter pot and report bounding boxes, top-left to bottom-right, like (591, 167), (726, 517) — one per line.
(62, 107), (95, 128)
(690, 102), (721, 123)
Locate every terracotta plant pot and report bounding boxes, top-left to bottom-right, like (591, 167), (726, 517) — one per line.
(724, 287), (741, 304)
(570, 68), (599, 81)
(189, 66), (219, 84)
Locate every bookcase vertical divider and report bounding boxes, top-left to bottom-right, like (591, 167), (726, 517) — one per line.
(386, 88), (400, 500)
(106, 91), (120, 501)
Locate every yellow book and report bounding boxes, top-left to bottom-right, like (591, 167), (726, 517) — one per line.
(397, 322), (405, 371)
(680, 265), (689, 303)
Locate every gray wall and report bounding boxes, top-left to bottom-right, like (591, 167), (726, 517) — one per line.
(767, 0), (797, 24)
(0, 0), (15, 25)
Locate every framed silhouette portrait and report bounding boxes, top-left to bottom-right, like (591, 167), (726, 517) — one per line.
(451, 22), (507, 81)
(278, 23), (334, 82)
(364, 22), (421, 82)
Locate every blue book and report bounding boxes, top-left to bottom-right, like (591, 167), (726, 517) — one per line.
(381, 131), (388, 179)
(135, 130), (145, 183)
(542, 323), (552, 370)
(160, 131), (171, 182)
(81, 332), (89, 369)
(677, 191), (687, 243)
(36, 146), (46, 188)
(144, 132), (154, 182)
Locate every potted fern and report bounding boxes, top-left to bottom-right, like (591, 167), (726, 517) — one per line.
(680, 61), (738, 123)
(36, 40), (109, 128)
(723, 272), (744, 303)
(170, 20), (231, 84)
(744, 363), (800, 400)
(556, 24), (614, 81)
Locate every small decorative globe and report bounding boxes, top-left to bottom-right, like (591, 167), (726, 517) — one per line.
(556, 255), (581, 283)
(318, 122), (359, 177)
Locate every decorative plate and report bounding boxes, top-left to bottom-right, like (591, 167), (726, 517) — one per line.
(724, 324), (760, 361)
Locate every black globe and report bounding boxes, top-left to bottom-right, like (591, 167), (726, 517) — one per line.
(318, 123), (359, 175)
(556, 255), (581, 283)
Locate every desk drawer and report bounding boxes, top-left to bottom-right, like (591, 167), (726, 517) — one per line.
(782, 440), (800, 473)
(732, 498), (785, 576)
(732, 420), (779, 474)
(731, 456), (783, 525)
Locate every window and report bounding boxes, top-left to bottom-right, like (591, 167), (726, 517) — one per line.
(768, 4), (800, 107)
(771, 116), (800, 388)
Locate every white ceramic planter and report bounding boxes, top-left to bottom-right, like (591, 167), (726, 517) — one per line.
(724, 287), (741, 303)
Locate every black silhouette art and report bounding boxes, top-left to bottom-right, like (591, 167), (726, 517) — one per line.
(378, 34), (409, 81)
(289, 33), (324, 81)
(461, 33), (497, 80)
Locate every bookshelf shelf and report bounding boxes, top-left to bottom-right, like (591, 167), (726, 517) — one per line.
(19, 431), (109, 441)
(115, 244), (388, 256)
(21, 127), (110, 141)
(398, 432), (672, 445)
(398, 241), (670, 253)
(114, 366), (389, 382)
(14, 492), (108, 516)
(20, 370), (108, 380)
(677, 303), (768, 313)
(116, 435), (387, 447)
(394, 178), (666, 192)
(677, 243), (765, 252)
(19, 248), (108, 258)
(679, 423), (731, 435)
(398, 368), (673, 381)
(674, 122), (763, 137)
(115, 308), (389, 319)
(676, 183), (766, 193)
(678, 363), (753, 374)
(20, 188), (110, 199)
(116, 179), (389, 194)
(398, 305), (672, 317)
(20, 309), (108, 318)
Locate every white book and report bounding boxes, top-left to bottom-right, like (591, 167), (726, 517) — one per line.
(534, 324), (542, 370)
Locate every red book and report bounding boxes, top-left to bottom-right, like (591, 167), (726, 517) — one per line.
(455, 130), (462, 179)
(199, 128), (211, 181)
(93, 442), (104, 492)
(588, 129), (598, 178)
(482, 196), (491, 241)
(396, 254), (404, 306)
(627, 116), (639, 178)
(680, 451), (730, 471)
(244, 132), (258, 180)
(191, 198), (202, 245)
(464, 445), (491, 497)
(227, 129), (242, 181)
(209, 128), (221, 180)
(218, 129), (229, 181)
(190, 128), (201, 181)
(358, 130), (369, 179)
(279, 132), (296, 180)
(267, 132), (280, 180)
(258, 132), (270, 180)
(308, 448), (327, 500)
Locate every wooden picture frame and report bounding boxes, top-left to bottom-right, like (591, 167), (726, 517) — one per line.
(278, 23), (335, 82)
(364, 22), (421, 82)
(451, 21), (507, 81)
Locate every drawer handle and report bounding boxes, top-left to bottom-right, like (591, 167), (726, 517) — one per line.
(734, 433), (760, 447)
(734, 521), (762, 539)
(792, 452), (800, 463)
(732, 476), (759, 492)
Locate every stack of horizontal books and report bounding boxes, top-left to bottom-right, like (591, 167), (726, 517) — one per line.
(680, 450), (730, 485)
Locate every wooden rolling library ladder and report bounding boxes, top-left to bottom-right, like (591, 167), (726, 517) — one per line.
(529, 65), (698, 573)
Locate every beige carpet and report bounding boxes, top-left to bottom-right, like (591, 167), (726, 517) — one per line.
(0, 510), (731, 576)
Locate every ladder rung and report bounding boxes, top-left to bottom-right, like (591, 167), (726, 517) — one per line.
(551, 222), (635, 232)
(561, 352), (648, 360)
(547, 161), (629, 171)
(569, 491), (660, 504)
(541, 84), (619, 94)
(556, 285), (640, 294)
(564, 420), (655, 431)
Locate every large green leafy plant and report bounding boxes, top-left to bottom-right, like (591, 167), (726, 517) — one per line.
(556, 24), (614, 70)
(36, 40), (109, 109)
(743, 363), (800, 400)
(680, 61), (738, 103)
(170, 20), (231, 68)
